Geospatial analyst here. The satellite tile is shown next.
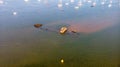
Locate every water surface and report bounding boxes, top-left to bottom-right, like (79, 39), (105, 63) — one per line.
(0, 0), (120, 67)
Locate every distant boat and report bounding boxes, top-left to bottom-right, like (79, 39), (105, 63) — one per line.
(59, 27), (68, 34)
(34, 24), (43, 28)
(71, 30), (77, 33)
(91, 5), (94, 7)
(91, 3), (96, 7)
(33, 24), (79, 35)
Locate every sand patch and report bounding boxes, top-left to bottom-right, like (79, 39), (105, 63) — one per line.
(68, 19), (117, 33)
(46, 14), (119, 34)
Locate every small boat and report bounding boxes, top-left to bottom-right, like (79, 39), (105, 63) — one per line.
(91, 3), (96, 7)
(60, 27), (68, 34)
(71, 30), (77, 33)
(34, 24), (43, 28)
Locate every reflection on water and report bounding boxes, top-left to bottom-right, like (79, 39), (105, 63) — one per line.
(0, 0), (120, 67)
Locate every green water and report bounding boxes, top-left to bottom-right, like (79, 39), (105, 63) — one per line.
(0, 0), (120, 67)
(0, 23), (119, 67)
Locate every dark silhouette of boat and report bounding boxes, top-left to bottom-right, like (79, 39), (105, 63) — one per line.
(34, 24), (43, 28)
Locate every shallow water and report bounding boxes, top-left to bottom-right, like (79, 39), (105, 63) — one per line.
(0, 0), (120, 67)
